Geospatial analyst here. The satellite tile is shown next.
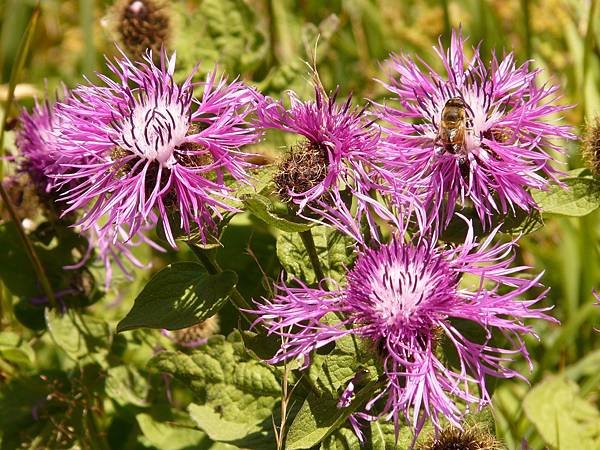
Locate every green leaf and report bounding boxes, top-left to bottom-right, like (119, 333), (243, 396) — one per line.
(241, 330), (283, 361)
(303, 315), (380, 396)
(0, 331), (34, 367)
(105, 366), (149, 407)
(216, 218), (281, 331)
(136, 413), (211, 450)
(319, 427), (361, 450)
(533, 178), (600, 217)
(369, 420), (428, 450)
(523, 376), (600, 449)
(188, 404), (272, 448)
(285, 381), (380, 449)
(117, 262), (237, 332)
(277, 226), (355, 284)
(0, 221), (100, 319)
(441, 207), (542, 243)
(0, 222), (85, 297)
(243, 194), (313, 232)
(149, 332), (280, 446)
(224, 166), (279, 208)
(45, 309), (111, 361)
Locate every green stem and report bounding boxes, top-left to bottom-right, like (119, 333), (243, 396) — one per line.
(0, 5), (51, 307)
(582, 0), (599, 117)
(520, 0), (532, 61)
(84, 392), (110, 450)
(440, 0), (451, 47)
(269, 0), (295, 64)
(0, 3), (40, 179)
(187, 242), (254, 324)
(299, 229), (327, 289)
(78, 0), (95, 76)
(0, 185), (57, 308)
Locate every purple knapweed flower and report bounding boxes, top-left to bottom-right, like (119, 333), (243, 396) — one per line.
(55, 49), (260, 247)
(251, 224), (553, 439)
(378, 29), (574, 227)
(258, 82), (420, 242)
(17, 97), (68, 195)
(16, 97), (163, 289)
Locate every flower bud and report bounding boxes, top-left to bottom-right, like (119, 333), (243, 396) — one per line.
(274, 141), (329, 204)
(422, 425), (503, 450)
(165, 315), (220, 348)
(106, 0), (172, 60)
(583, 116), (600, 177)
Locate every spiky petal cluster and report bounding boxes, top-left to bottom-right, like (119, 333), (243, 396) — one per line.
(16, 98), (67, 194)
(251, 226), (552, 437)
(258, 84), (418, 242)
(378, 30), (574, 227)
(56, 50), (260, 247)
(15, 98), (163, 289)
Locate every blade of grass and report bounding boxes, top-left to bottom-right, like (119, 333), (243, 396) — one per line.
(0, 3), (56, 309)
(582, 0), (599, 117)
(520, 0), (532, 60)
(440, 0), (451, 47)
(269, 0), (296, 64)
(0, 0), (31, 82)
(79, 0), (96, 75)
(0, 2), (40, 178)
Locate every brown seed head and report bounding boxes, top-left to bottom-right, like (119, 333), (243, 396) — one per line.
(274, 140), (329, 203)
(422, 425), (504, 450)
(583, 116), (600, 177)
(171, 315), (220, 346)
(110, 0), (172, 60)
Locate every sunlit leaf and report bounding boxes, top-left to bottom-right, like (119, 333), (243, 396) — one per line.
(117, 263), (237, 332)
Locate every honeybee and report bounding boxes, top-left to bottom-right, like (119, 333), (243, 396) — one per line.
(435, 97), (472, 159)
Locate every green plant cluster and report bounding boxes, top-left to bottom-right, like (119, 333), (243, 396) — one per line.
(0, 1), (599, 449)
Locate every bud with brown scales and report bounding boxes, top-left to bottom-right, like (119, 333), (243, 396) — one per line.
(107, 0), (172, 60)
(170, 315), (220, 347)
(583, 116), (600, 178)
(421, 425), (504, 450)
(274, 140), (329, 204)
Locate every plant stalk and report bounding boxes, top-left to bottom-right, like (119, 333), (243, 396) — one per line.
(440, 0), (451, 47)
(520, 0), (532, 61)
(0, 185), (57, 308)
(299, 229), (327, 289)
(582, 0), (599, 117)
(0, 3), (40, 178)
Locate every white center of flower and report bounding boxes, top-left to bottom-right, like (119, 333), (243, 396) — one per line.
(372, 261), (435, 326)
(122, 99), (189, 167)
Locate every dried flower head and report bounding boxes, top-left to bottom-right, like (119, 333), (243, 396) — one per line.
(582, 116), (600, 177)
(162, 315), (220, 348)
(106, 0), (172, 60)
(422, 425), (504, 450)
(258, 82), (420, 242)
(378, 29), (574, 227)
(55, 49), (259, 248)
(251, 224), (553, 439)
(274, 140), (329, 204)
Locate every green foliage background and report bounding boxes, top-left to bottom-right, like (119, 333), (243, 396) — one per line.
(0, 0), (599, 449)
